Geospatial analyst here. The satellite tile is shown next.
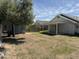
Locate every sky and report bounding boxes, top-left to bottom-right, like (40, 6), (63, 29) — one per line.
(33, 0), (79, 21)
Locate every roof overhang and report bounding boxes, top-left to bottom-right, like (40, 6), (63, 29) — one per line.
(49, 14), (78, 25)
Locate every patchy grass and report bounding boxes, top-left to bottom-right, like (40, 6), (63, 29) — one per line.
(52, 45), (76, 55)
(3, 32), (79, 59)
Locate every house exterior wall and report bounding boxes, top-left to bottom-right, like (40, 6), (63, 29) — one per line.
(48, 16), (67, 34)
(75, 24), (79, 34)
(3, 24), (26, 34)
(48, 16), (76, 35)
(59, 22), (75, 35)
(15, 25), (26, 34)
(48, 24), (56, 34)
(58, 23), (64, 34)
(50, 16), (68, 24)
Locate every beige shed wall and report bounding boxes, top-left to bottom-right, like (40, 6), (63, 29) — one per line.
(48, 24), (56, 34)
(48, 16), (76, 35)
(59, 22), (75, 35)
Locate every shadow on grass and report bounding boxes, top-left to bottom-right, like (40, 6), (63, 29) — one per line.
(62, 34), (79, 37)
(40, 32), (56, 36)
(40, 32), (79, 37)
(0, 48), (6, 53)
(2, 37), (25, 45)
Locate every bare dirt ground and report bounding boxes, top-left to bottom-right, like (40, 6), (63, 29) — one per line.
(2, 32), (79, 59)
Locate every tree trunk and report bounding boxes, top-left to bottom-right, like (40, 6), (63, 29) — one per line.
(0, 24), (2, 39)
(7, 24), (15, 37)
(0, 24), (3, 48)
(12, 24), (15, 37)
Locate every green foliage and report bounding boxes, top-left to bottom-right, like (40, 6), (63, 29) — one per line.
(0, 0), (8, 23)
(0, 0), (34, 25)
(15, 0), (34, 25)
(40, 30), (48, 33)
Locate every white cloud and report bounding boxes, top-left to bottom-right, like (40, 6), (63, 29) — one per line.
(34, 2), (79, 21)
(75, 3), (79, 7)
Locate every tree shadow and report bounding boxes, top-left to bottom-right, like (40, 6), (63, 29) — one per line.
(2, 37), (25, 45)
(61, 34), (79, 37)
(0, 48), (6, 53)
(40, 32), (79, 37)
(40, 32), (56, 36)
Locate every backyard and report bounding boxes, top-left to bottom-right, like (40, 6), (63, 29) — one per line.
(1, 32), (79, 59)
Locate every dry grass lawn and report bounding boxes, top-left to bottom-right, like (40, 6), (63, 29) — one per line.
(3, 32), (79, 59)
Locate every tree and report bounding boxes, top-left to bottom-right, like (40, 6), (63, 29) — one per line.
(0, 0), (34, 37)
(8, 0), (34, 37)
(16, 0), (34, 25)
(0, 0), (8, 39)
(5, 0), (33, 25)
